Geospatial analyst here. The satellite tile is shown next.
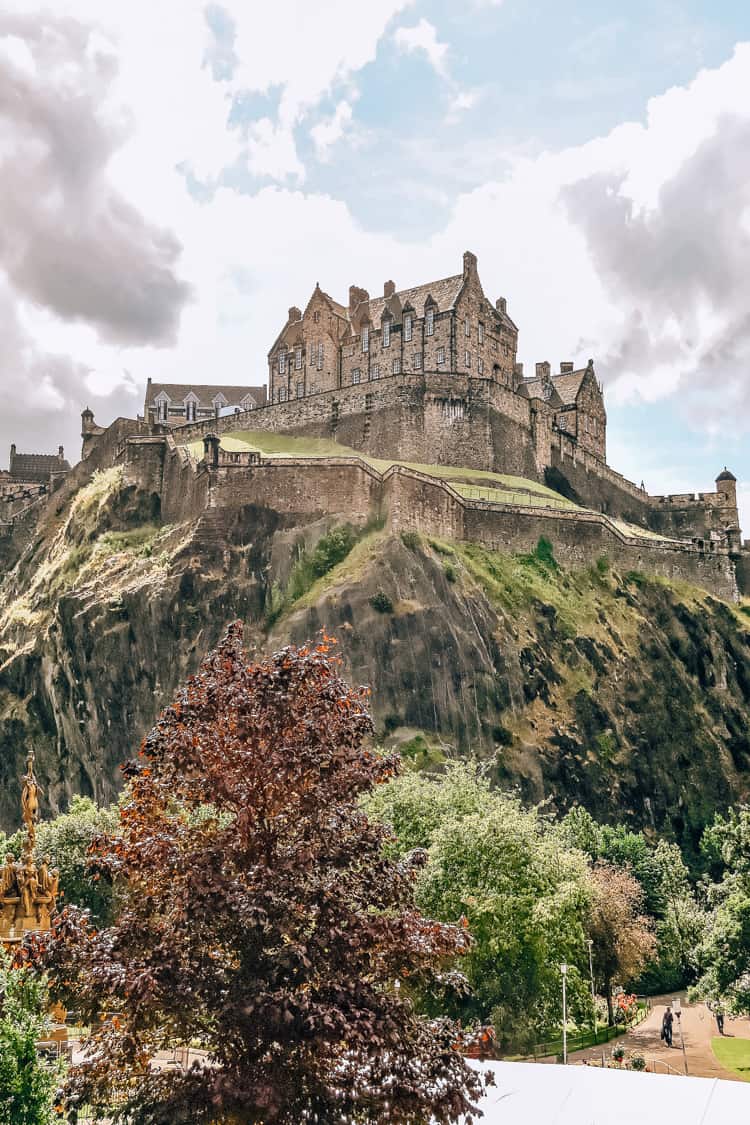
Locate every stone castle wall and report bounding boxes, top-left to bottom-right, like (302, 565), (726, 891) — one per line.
(114, 429), (738, 601)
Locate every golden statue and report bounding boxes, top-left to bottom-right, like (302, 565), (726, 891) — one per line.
(1, 750), (60, 943)
(21, 750), (40, 857)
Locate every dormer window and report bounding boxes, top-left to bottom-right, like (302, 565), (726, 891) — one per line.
(383, 319), (391, 348)
(426, 307), (434, 336)
(404, 314), (413, 342)
(185, 398), (197, 422)
(362, 326), (369, 354)
(155, 397), (169, 422)
(279, 350), (287, 375)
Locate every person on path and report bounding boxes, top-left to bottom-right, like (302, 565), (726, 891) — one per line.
(714, 1003), (725, 1035)
(661, 1007), (674, 1048)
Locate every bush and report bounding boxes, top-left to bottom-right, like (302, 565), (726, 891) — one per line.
(534, 536), (557, 569)
(596, 555), (610, 576)
(310, 526), (357, 577)
(629, 1052), (646, 1071)
(443, 563), (457, 583)
(370, 589), (394, 614)
(612, 1044), (625, 1063)
(400, 530), (421, 551)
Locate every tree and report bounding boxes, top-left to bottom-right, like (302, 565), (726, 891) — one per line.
(692, 806), (750, 1013)
(43, 626), (484, 1124)
(0, 951), (61, 1125)
(367, 765), (594, 1049)
(34, 796), (119, 924)
(588, 863), (657, 1023)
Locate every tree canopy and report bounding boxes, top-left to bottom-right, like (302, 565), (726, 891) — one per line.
(43, 626), (484, 1124)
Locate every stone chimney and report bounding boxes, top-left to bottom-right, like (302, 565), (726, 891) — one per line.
(535, 361), (551, 380)
(463, 250), (478, 279)
(560, 361), (574, 373)
(384, 280), (396, 298)
(348, 286), (369, 314)
(58, 445), (64, 460)
(496, 297), (507, 314)
(288, 306), (302, 322)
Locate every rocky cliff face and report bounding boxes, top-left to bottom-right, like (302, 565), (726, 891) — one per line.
(2, 470), (750, 856)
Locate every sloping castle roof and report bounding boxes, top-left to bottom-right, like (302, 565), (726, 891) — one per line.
(145, 382), (266, 409)
(520, 366), (592, 406)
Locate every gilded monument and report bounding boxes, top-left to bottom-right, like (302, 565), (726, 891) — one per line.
(0, 750), (60, 942)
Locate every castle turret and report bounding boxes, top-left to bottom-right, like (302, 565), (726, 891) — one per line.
(716, 468), (742, 550)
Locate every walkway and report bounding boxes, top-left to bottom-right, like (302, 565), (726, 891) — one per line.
(569, 995), (750, 1080)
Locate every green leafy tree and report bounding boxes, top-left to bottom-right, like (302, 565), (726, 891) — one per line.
(34, 796), (119, 924)
(693, 806), (750, 1013)
(0, 952), (62, 1125)
(44, 626), (485, 1124)
(368, 765), (593, 1048)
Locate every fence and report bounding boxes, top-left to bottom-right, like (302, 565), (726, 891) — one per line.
(528, 1000), (650, 1061)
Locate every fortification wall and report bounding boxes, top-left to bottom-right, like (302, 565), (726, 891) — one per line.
(168, 373), (542, 478)
(385, 469), (737, 601)
(548, 435), (651, 523)
(734, 552), (750, 598)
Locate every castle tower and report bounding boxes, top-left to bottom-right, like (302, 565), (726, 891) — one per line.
(716, 468), (742, 551)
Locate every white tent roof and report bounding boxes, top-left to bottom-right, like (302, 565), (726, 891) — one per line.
(458, 1061), (750, 1123)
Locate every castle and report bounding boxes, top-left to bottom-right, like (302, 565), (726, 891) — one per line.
(266, 250), (606, 462)
(4, 251), (748, 599)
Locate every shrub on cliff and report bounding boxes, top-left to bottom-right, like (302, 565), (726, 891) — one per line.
(43, 627), (485, 1124)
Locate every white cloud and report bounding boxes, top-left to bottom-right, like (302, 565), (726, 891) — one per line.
(445, 87), (480, 124)
(393, 18), (449, 76)
(1, 0), (749, 521)
(310, 100), (354, 161)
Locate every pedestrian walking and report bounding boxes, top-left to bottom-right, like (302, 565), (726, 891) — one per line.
(715, 1003), (725, 1035)
(661, 1007), (674, 1048)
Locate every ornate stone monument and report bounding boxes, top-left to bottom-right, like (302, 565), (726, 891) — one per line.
(0, 751), (60, 945)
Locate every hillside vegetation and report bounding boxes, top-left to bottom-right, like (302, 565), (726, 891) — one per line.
(0, 460), (748, 858)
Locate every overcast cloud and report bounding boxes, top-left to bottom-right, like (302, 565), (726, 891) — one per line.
(0, 3), (748, 528)
(562, 114), (750, 430)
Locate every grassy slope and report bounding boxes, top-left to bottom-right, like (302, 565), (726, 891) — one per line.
(712, 1036), (750, 1080)
(184, 430), (676, 538)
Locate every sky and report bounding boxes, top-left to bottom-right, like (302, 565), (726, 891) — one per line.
(1, 1), (749, 530)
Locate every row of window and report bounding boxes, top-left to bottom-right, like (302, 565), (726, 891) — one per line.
(155, 400), (255, 422)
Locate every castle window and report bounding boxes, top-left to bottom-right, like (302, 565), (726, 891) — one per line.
(465, 351), (471, 368)
(392, 357), (401, 375)
(279, 350), (287, 374)
(295, 347), (302, 370)
(414, 352), (423, 371)
(371, 364), (380, 380)
(585, 415), (590, 433)
(279, 387), (287, 402)
(437, 347), (445, 364)
(313, 311), (320, 323)
(185, 400), (196, 422)
(352, 368), (361, 384)
(404, 314), (413, 342)
(296, 382), (304, 398)
(478, 322), (484, 344)
(478, 357), (484, 375)
(426, 308), (434, 336)
(157, 399), (168, 422)
(464, 317), (470, 338)
(383, 320), (391, 348)
(362, 326), (369, 353)
(318, 342), (324, 370)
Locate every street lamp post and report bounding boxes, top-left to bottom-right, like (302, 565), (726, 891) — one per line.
(673, 997), (688, 1076)
(561, 963), (568, 1065)
(587, 939), (596, 1036)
